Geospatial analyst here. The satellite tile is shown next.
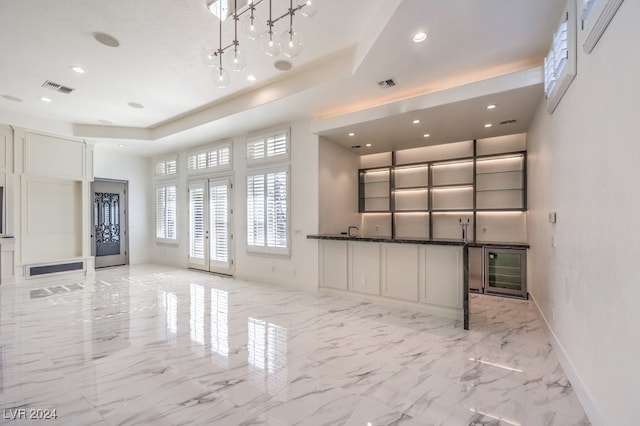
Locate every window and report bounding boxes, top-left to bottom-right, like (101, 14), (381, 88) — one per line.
(155, 158), (178, 177)
(246, 130), (289, 164)
(246, 167), (289, 254)
(187, 143), (232, 173)
(544, 0), (576, 114)
(581, 0), (624, 53)
(156, 184), (177, 241)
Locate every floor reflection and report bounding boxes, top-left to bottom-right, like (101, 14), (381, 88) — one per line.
(248, 317), (288, 396)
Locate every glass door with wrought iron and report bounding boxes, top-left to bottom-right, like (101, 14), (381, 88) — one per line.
(188, 178), (233, 275)
(92, 180), (128, 268)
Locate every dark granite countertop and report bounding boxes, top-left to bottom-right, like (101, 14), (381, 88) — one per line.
(306, 234), (529, 249)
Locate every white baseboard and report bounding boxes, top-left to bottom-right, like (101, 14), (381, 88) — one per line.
(529, 292), (606, 426)
(235, 271), (317, 293)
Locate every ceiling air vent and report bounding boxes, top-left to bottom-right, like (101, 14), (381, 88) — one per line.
(500, 119), (517, 126)
(377, 78), (397, 88)
(42, 80), (75, 94)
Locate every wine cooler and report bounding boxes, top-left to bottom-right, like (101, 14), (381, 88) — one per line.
(469, 247), (527, 299)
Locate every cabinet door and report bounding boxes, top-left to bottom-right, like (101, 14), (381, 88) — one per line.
(423, 245), (462, 309)
(319, 240), (348, 290)
(381, 244), (419, 301)
(349, 241), (380, 295)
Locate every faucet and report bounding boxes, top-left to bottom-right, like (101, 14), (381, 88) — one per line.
(348, 226), (359, 237)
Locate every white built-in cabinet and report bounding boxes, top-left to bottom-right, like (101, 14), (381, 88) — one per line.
(319, 240), (348, 290)
(349, 241), (381, 295)
(319, 240), (463, 319)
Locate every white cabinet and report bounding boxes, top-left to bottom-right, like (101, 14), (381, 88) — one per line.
(423, 245), (462, 309)
(348, 241), (380, 295)
(315, 238), (463, 321)
(381, 244), (419, 302)
(319, 240), (348, 290)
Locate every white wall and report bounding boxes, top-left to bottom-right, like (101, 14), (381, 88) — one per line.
(318, 137), (359, 234)
(93, 145), (153, 264)
(527, 2), (639, 424)
(150, 119), (320, 292)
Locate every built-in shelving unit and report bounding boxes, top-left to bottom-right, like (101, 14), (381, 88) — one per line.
(358, 134), (527, 242)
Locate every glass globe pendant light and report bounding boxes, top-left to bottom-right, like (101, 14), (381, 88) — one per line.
(214, 66), (231, 88)
(227, 45), (247, 71)
(279, 29), (302, 58)
(298, 0), (318, 18)
(261, 0), (280, 56)
(242, 0), (263, 40)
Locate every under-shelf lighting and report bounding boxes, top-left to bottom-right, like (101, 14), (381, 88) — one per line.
(431, 186), (473, 192)
(394, 164), (429, 171)
(432, 160), (474, 168)
(393, 188), (428, 193)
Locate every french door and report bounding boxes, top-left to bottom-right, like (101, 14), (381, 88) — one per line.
(188, 178), (234, 275)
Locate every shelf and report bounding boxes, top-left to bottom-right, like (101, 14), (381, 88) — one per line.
(393, 186), (429, 191)
(363, 179), (390, 184)
(476, 170), (523, 176)
(361, 195), (389, 199)
(361, 210), (391, 213)
(431, 184), (474, 189)
(476, 188), (523, 193)
(431, 209), (474, 213)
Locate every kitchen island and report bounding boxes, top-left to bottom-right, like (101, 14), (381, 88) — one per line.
(308, 234), (529, 330)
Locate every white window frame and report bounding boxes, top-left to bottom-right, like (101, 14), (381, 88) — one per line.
(154, 156), (179, 180)
(580, 0), (624, 54)
(544, 0), (577, 114)
(246, 128), (290, 166)
(156, 182), (178, 243)
(245, 165), (290, 256)
(187, 141), (233, 175)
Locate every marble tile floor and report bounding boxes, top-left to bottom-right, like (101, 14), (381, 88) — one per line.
(0, 264), (590, 425)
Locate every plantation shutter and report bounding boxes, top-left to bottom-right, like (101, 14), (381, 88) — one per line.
(189, 182), (206, 261)
(247, 174), (265, 247)
(266, 171), (287, 248)
(156, 187), (166, 238)
(210, 180), (229, 264)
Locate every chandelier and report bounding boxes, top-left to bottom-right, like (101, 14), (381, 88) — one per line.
(203, 0), (318, 88)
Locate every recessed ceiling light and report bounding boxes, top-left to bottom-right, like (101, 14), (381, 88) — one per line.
(486, 104), (496, 110)
(92, 32), (120, 47)
(412, 119), (420, 124)
(119, 144), (125, 148)
(484, 123), (492, 128)
(247, 74), (257, 82)
(71, 66), (85, 74)
(348, 132), (355, 137)
(413, 32), (427, 43)
(40, 97), (52, 103)
(423, 133), (430, 138)
(2, 94), (22, 102)
(128, 102), (144, 109)
(365, 143), (372, 147)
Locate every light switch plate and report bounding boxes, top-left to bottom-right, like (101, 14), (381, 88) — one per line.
(548, 212), (557, 223)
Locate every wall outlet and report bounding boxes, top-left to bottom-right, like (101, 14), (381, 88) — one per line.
(482, 226), (488, 234)
(552, 235), (557, 248)
(375, 225), (379, 233)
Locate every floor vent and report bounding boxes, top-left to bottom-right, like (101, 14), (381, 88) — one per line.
(42, 80), (75, 94)
(28, 261), (84, 278)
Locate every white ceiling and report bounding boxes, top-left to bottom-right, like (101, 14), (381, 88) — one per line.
(0, 0), (565, 156)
